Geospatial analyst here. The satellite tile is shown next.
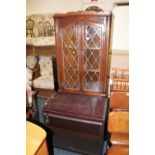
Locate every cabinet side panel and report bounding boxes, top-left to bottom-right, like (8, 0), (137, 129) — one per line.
(103, 16), (111, 95)
(54, 18), (63, 90)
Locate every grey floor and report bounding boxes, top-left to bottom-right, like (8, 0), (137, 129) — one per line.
(54, 148), (82, 155)
(54, 143), (107, 155)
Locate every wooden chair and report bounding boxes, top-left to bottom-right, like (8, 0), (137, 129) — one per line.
(26, 18), (34, 37)
(110, 68), (129, 92)
(110, 91), (129, 110)
(109, 67), (129, 111)
(107, 68), (129, 155)
(107, 111), (129, 155)
(107, 145), (129, 155)
(109, 68), (129, 111)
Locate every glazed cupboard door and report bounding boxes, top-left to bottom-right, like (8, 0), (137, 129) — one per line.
(82, 23), (105, 93)
(61, 24), (81, 90)
(54, 12), (111, 95)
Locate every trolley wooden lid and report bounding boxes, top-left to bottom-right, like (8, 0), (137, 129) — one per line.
(43, 93), (107, 122)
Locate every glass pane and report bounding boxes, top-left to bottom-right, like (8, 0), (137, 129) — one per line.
(83, 25), (101, 91)
(62, 26), (80, 90)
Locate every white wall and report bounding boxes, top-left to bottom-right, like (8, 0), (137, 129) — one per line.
(26, 0), (82, 15)
(82, 0), (129, 11)
(110, 5), (129, 69)
(111, 6), (129, 50)
(82, 0), (129, 69)
(26, 0), (129, 68)
(26, 0), (129, 15)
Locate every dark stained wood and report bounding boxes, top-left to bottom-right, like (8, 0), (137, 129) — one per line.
(46, 116), (101, 140)
(54, 11), (111, 96)
(43, 93), (107, 122)
(58, 89), (107, 97)
(54, 11), (111, 18)
(43, 11), (111, 155)
(104, 16), (112, 94)
(54, 18), (62, 89)
(43, 92), (108, 155)
(113, 2), (129, 7)
(53, 133), (101, 155)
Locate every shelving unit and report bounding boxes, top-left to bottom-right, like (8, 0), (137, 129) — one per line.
(26, 44), (56, 58)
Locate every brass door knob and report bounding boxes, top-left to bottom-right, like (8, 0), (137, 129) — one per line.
(68, 45), (72, 49)
(72, 50), (76, 55)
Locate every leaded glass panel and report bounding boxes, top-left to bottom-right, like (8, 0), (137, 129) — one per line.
(62, 26), (80, 89)
(83, 25), (101, 91)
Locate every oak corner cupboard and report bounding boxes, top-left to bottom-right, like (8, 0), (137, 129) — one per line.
(54, 11), (111, 96)
(43, 11), (111, 155)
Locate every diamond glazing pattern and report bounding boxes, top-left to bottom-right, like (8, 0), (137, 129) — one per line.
(83, 26), (101, 91)
(62, 26), (80, 89)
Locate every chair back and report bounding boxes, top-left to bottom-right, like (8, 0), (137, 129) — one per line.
(108, 111), (129, 133)
(110, 92), (129, 110)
